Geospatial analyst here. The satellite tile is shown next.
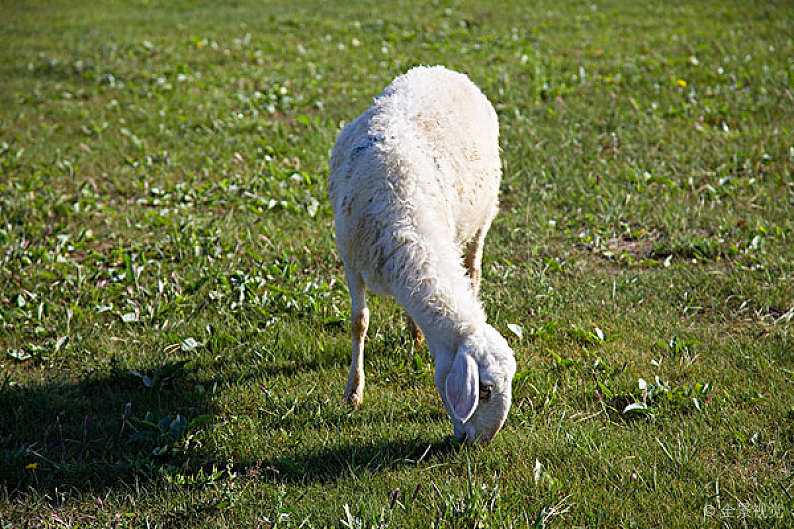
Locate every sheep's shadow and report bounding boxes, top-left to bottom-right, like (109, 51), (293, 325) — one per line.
(255, 436), (461, 485)
(0, 350), (453, 495)
(0, 363), (218, 494)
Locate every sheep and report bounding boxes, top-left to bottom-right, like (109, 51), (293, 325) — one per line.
(327, 65), (516, 443)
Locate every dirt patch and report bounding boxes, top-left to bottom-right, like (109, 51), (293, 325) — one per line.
(605, 235), (656, 260)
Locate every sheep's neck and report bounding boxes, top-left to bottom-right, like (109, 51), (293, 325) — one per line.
(388, 228), (486, 350)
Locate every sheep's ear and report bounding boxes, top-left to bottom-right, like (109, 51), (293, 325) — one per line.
(445, 352), (479, 423)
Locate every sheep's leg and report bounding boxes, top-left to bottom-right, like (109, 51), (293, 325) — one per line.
(405, 314), (425, 347)
(464, 227), (487, 297)
(343, 270), (368, 408)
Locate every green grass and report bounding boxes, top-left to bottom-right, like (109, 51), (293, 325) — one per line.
(1, 0), (792, 526)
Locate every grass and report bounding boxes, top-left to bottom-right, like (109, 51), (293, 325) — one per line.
(1, 0), (792, 526)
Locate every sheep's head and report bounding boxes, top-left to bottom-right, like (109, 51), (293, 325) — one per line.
(436, 324), (516, 443)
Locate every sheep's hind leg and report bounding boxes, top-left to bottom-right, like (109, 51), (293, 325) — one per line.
(343, 269), (368, 408)
(405, 314), (425, 347)
(464, 227), (487, 297)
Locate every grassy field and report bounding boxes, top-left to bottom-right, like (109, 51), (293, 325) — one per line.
(1, 0), (792, 526)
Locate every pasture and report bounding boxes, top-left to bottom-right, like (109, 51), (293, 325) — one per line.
(1, 0), (792, 526)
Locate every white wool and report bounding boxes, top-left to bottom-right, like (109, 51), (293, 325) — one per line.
(328, 66), (515, 442)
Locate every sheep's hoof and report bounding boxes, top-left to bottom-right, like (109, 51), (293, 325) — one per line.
(343, 390), (363, 409)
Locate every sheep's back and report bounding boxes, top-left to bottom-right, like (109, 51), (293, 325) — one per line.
(369, 66), (501, 245)
(328, 66), (501, 293)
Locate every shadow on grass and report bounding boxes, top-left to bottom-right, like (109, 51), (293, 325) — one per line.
(257, 436), (460, 485)
(0, 363), (217, 494)
(0, 356), (455, 496)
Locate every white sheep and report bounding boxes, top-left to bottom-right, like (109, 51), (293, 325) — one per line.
(328, 66), (516, 443)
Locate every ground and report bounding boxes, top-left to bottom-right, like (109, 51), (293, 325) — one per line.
(1, 0), (792, 527)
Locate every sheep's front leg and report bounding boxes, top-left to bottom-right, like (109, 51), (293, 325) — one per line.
(343, 270), (368, 408)
(464, 227), (487, 297)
